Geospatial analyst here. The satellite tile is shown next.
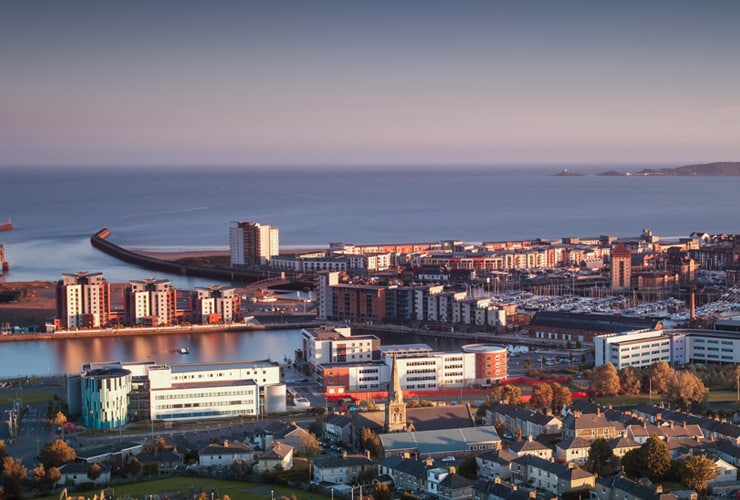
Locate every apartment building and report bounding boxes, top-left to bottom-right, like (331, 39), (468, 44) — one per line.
(229, 220), (279, 266)
(190, 285), (240, 324)
(124, 278), (177, 326)
(56, 271), (111, 329)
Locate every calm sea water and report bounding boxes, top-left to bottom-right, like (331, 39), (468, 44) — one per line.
(2, 165), (738, 287)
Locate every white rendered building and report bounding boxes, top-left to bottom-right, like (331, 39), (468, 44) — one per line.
(594, 330), (672, 369)
(149, 360), (282, 421)
(229, 221), (279, 266)
(57, 272), (110, 329)
(124, 278), (176, 326)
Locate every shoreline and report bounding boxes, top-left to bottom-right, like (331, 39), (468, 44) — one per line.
(0, 320), (321, 343)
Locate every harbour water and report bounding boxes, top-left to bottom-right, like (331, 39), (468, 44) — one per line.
(0, 328), (304, 378)
(1, 166), (739, 287)
(2, 165), (740, 377)
(0, 329), (467, 379)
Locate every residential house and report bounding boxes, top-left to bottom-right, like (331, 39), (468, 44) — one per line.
(508, 435), (553, 460)
(379, 456), (434, 495)
(259, 420), (316, 454)
(475, 449), (517, 480)
(562, 410), (625, 440)
(709, 457), (737, 486)
(258, 441), (293, 472)
(555, 436), (592, 465)
(199, 441), (254, 468)
(134, 448), (184, 475)
(437, 468), (476, 500)
(486, 403), (562, 438)
(591, 474), (679, 500)
(715, 440), (740, 467)
(511, 455), (595, 496)
(311, 454), (375, 484)
(57, 463), (111, 487)
(473, 477), (557, 500)
(324, 413), (353, 445)
(607, 437), (640, 459)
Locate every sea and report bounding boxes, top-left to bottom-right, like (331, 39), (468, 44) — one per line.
(1, 165), (739, 377)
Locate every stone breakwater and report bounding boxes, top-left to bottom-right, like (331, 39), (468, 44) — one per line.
(90, 227), (312, 287)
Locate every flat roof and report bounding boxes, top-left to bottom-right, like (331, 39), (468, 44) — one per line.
(169, 360), (277, 372)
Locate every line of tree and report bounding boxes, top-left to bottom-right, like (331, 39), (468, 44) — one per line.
(591, 361), (708, 411)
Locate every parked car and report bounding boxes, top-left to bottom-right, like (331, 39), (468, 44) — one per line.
(442, 456), (456, 463)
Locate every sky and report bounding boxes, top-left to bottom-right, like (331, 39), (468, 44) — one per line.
(1, 1), (740, 169)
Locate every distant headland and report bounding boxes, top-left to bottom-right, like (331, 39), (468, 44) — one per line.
(596, 161), (740, 177)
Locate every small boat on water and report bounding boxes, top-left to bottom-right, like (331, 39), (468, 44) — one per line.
(0, 219), (13, 232)
(177, 347), (190, 354)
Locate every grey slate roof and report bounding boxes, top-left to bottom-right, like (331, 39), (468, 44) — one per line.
(529, 311), (658, 332)
(379, 425), (500, 455)
(312, 454), (375, 469)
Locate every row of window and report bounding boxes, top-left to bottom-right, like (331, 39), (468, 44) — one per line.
(154, 389), (254, 400)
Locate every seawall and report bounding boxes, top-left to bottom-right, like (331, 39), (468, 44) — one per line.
(90, 228), (311, 287)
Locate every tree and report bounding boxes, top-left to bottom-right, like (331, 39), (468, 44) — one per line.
(489, 384), (522, 406)
(682, 455), (719, 494)
(458, 456), (478, 479)
(54, 411), (68, 440)
(529, 383), (553, 412)
(87, 462), (103, 482)
(32, 463), (61, 495)
(301, 432), (321, 457)
(620, 447), (644, 479)
(644, 434), (672, 480)
(374, 482), (392, 500)
(648, 361), (674, 394)
(494, 417), (506, 439)
(592, 363), (620, 397)
(551, 383), (572, 414)
(586, 438), (615, 477)
(0, 439), (7, 460)
(618, 366), (642, 395)
(143, 462), (159, 476)
(666, 370), (708, 411)
(128, 457), (142, 477)
(361, 427), (383, 459)
(40, 438), (76, 468)
(524, 357), (531, 371)
(3, 455), (28, 500)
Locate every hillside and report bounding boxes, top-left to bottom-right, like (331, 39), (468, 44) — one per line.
(619, 162), (740, 176)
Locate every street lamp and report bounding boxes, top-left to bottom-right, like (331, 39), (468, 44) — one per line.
(270, 489), (274, 500)
(331, 488), (334, 500)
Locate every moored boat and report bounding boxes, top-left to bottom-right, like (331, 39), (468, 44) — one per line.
(0, 218), (12, 232)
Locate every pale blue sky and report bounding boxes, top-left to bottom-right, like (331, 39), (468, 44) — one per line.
(1, 1), (739, 168)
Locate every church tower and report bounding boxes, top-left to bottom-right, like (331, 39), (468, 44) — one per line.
(384, 354), (406, 432)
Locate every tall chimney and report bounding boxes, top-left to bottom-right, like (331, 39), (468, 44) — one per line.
(690, 289), (696, 320)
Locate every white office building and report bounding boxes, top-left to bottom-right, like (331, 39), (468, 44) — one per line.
(594, 330), (672, 369)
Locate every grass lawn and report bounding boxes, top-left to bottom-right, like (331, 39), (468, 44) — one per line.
(596, 389), (740, 408)
(38, 477), (330, 500)
(12, 389), (59, 405)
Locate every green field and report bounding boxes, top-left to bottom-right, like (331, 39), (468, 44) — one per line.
(595, 389), (740, 408)
(40, 477), (331, 500)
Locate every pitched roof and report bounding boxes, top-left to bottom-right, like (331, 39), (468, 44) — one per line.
(529, 311), (658, 332)
(261, 441), (293, 460)
(439, 473), (475, 489)
(608, 437), (640, 450)
(509, 437), (551, 454)
(488, 402), (560, 427)
(324, 413), (353, 428)
(379, 425), (501, 455)
(512, 455), (593, 481)
(312, 454), (374, 469)
(200, 441), (253, 456)
(556, 436), (592, 451)
(595, 475), (664, 500)
(58, 462), (110, 475)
